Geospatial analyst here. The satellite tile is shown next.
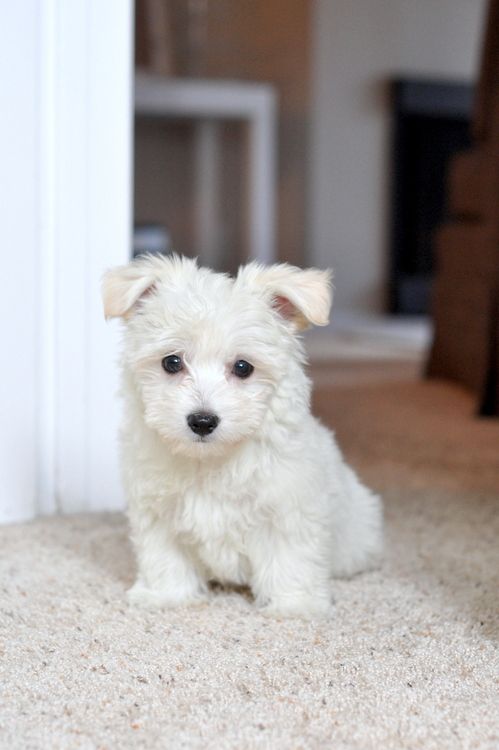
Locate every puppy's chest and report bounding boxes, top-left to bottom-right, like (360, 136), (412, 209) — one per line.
(173, 485), (257, 583)
(174, 485), (253, 539)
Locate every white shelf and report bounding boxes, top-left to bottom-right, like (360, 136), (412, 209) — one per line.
(134, 72), (278, 264)
(135, 71), (276, 120)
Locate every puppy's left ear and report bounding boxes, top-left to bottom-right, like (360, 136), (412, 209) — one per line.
(238, 262), (333, 330)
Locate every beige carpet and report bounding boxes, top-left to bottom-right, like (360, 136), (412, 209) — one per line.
(1, 366), (499, 749)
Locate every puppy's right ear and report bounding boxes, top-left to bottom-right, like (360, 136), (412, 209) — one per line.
(102, 258), (157, 319)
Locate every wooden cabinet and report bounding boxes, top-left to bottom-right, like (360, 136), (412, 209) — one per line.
(428, 0), (499, 416)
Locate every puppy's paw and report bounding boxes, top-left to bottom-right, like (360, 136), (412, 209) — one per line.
(258, 594), (334, 621)
(127, 581), (208, 610)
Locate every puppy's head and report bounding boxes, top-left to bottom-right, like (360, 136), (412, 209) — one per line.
(102, 255), (332, 458)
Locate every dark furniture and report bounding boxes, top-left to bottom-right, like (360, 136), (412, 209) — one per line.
(427, 0), (499, 416)
(390, 79), (473, 315)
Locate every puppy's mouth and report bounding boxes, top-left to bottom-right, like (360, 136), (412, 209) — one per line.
(188, 430), (220, 448)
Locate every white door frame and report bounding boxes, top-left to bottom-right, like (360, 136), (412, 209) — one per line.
(0, 0), (133, 523)
(52, 0), (133, 515)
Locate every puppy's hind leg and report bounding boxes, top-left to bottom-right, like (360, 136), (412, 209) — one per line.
(329, 465), (383, 579)
(128, 511), (207, 609)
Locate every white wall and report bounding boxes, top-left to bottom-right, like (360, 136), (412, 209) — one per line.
(309, 0), (487, 314)
(0, 1), (133, 524)
(0, 4), (40, 522)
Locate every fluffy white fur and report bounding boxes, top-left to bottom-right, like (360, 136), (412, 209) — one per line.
(102, 254), (383, 618)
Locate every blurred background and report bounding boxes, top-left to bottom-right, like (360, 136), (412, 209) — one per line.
(133, 0), (482, 311)
(1, 0), (498, 523)
(132, 0), (494, 403)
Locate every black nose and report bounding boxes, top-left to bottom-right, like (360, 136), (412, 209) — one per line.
(187, 412), (220, 436)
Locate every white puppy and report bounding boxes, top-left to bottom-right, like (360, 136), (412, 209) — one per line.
(102, 254), (382, 618)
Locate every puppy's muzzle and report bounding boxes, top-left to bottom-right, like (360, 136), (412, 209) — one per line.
(187, 412), (220, 437)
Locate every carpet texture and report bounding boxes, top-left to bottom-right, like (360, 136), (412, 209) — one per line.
(1, 370), (498, 749)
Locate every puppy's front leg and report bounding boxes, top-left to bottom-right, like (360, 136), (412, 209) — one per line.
(249, 530), (333, 619)
(128, 511), (207, 609)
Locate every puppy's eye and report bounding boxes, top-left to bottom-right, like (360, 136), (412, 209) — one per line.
(232, 359), (254, 379)
(162, 354), (183, 374)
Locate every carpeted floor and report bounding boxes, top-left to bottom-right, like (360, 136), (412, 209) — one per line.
(1, 365), (498, 749)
